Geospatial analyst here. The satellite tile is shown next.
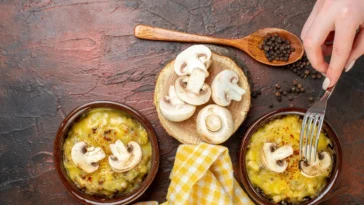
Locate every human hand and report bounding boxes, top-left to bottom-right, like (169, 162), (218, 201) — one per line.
(301, 0), (364, 90)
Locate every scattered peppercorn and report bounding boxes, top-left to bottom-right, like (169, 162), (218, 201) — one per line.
(277, 96), (282, 102)
(300, 87), (305, 93)
(251, 91), (258, 98)
(288, 96), (293, 101)
(293, 80), (298, 86)
(256, 90), (262, 95)
(282, 91), (288, 96)
(297, 84), (302, 89)
(309, 97), (314, 102)
(275, 91), (281, 97)
(269, 104), (274, 108)
(275, 84), (281, 89)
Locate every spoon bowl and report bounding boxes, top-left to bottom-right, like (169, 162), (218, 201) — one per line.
(134, 25), (304, 66)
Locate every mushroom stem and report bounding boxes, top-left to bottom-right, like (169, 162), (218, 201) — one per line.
(272, 146), (294, 160)
(186, 68), (207, 94)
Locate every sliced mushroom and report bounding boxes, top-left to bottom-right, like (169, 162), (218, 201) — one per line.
(174, 45), (212, 76)
(299, 147), (332, 177)
(71, 141), (106, 173)
(173, 45), (212, 105)
(196, 104), (233, 144)
(159, 85), (196, 122)
(261, 143), (293, 173)
(211, 70), (246, 106)
(108, 140), (142, 172)
(175, 76), (211, 106)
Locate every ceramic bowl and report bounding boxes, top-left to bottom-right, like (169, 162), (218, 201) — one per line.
(238, 107), (342, 205)
(54, 101), (159, 205)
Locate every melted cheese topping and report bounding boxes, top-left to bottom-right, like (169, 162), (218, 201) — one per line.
(63, 108), (152, 197)
(246, 115), (332, 204)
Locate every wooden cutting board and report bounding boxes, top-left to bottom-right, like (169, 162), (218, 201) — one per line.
(154, 53), (251, 144)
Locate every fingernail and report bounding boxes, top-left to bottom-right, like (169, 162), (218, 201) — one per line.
(322, 77), (330, 90)
(345, 60), (355, 72)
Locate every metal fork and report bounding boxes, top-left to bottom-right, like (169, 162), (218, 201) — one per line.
(299, 85), (336, 162)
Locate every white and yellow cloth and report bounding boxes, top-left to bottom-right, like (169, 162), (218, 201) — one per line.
(134, 143), (253, 205)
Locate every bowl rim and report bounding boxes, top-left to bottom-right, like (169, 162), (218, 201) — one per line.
(53, 101), (160, 205)
(238, 107), (342, 205)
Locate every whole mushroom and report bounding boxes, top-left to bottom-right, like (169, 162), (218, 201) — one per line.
(71, 141), (106, 173)
(211, 70), (246, 106)
(196, 104), (234, 144)
(261, 142), (293, 173)
(108, 140), (142, 173)
(299, 146), (332, 177)
(174, 45), (212, 105)
(159, 85), (196, 122)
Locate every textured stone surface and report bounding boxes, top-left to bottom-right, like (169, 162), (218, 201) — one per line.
(0, 0), (363, 204)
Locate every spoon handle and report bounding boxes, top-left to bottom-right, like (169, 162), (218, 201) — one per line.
(134, 25), (236, 47)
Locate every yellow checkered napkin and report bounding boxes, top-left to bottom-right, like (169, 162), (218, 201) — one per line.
(135, 143), (254, 205)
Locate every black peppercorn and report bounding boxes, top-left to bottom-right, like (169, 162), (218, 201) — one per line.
(308, 97), (314, 102)
(275, 91), (281, 97)
(293, 80), (298, 85)
(297, 84), (302, 89)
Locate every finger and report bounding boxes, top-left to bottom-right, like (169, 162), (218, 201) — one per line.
(325, 21), (357, 88)
(301, 0), (326, 39)
(302, 12), (334, 74)
(345, 26), (364, 72)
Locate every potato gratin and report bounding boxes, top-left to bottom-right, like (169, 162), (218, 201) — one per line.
(246, 115), (333, 204)
(63, 108), (152, 197)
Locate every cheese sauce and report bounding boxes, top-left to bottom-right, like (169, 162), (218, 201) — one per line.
(246, 115), (333, 204)
(63, 108), (152, 197)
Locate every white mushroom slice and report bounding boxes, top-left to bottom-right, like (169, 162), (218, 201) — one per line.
(261, 143), (293, 173)
(175, 76), (211, 106)
(71, 142), (106, 173)
(300, 149), (332, 178)
(211, 70), (246, 106)
(196, 104), (233, 144)
(174, 45), (212, 76)
(108, 140), (142, 172)
(159, 85), (196, 122)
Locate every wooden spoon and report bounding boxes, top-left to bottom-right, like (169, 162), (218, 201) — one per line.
(134, 25), (304, 66)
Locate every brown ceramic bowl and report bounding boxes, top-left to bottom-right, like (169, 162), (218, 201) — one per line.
(54, 101), (159, 205)
(238, 107), (342, 205)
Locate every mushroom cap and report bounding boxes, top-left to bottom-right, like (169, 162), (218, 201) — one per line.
(108, 140), (143, 173)
(175, 76), (211, 106)
(174, 45), (212, 76)
(71, 141), (106, 173)
(196, 104), (233, 144)
(159, 85), (196, 122)
(212, 70), (246, 106)
(300, 150), (332, 177)
(261, 142), (293, 173)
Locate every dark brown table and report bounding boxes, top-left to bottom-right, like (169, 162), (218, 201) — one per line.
(0, 0), (363, 204)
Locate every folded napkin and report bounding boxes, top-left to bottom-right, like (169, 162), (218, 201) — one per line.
(135, 143), (254, 205)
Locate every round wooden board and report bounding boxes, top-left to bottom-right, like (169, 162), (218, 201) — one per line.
(154, 53), (251, 144)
